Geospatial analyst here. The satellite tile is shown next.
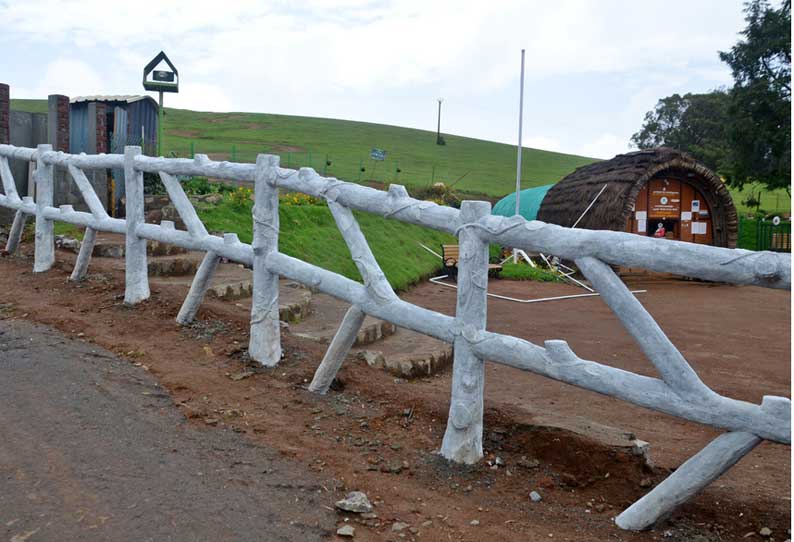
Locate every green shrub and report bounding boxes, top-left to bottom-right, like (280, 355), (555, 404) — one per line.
(500, 262), (563, 282)
(227, 186), (253, 209)
(281, 192), (324, 206)
(182, 176), (234, 195)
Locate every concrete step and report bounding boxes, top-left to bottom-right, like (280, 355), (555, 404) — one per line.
(150, 261), (254, 301)
(233, 281), (313, 324)
(352, 327), (452, 379)
(288, 292), (396, 347)
(71, 232), (189, 258)
(147, 255), (198, 277)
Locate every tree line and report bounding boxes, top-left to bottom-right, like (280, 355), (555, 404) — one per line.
(632, 0), (790, 195)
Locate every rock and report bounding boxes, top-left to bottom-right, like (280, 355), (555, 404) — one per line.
(594, 503), (606, 513)
(560, 473), (578, 487)
(392, 522), (409, 532)
(203, 193), (224, 204)
(518, 457), (540, 469)
(358, 350), (385, 368)
(639, 478), (652, 488)
(470, 519), (480, 526)
(229, 369), (254, 381)
(759, 527), (772, 537)
(530, 491), (542, 502)
(421, 520), (433, 527)
(380, 462), (403, 474)
(335, 491), (373, 514)
(336, 524), (355, 537)
(55, 236), (81, 251)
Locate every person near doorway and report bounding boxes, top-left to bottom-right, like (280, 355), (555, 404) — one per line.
(653, 223), (666, 238)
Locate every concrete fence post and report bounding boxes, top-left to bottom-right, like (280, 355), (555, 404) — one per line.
(5, 205), (30, 254)
(69, 226), (97, 282)
(123, 146), (149, 304)
(440, 200), (491, 464)
(176, 251), (221, 325)
(249, 154), (282, 366)
(33, 144), (54, 272)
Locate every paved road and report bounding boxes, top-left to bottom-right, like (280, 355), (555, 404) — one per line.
(0, 319), (334, 542)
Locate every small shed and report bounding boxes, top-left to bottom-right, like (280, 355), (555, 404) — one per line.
(493, 148), (738, 248)
(70, 95), (159, 156)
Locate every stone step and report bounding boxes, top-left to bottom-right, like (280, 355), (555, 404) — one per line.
(288, 292), (396, 347)
(79, 233), (188, 258)
(150, 261), (254, 301)
(147, 255), (198, 277)
(352, 328), (453, 379)
(233, 281), (313, 324)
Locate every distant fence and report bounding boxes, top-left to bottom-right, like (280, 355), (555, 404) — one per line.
(168, 141), (455, 188)
(0, 143), (790, 531)
(739, 216), (791, 252)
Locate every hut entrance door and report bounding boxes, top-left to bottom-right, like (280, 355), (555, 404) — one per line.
(628, 177), (713, 245)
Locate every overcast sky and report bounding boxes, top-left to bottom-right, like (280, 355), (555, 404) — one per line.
(1, 0), (750, 158)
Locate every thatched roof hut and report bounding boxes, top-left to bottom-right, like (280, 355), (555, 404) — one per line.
(536, 148), (738, 248)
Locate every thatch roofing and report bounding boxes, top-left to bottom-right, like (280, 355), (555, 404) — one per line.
(536, 147), (738, 247)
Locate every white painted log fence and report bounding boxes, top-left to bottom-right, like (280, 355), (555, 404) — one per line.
(0, 143), (789, 531)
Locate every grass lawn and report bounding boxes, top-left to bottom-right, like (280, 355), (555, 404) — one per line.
(196, 197), (453, 291)
(730, 182), (791, 215)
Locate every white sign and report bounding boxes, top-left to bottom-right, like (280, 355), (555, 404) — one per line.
(637, 219), (647, 233)
(691, 200), (700, 212)
(681, 211), (692, 221)
(692, 222), (707, 235)
(635, 211), (647, 220)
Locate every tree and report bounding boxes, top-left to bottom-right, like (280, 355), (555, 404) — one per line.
(719, 0), (791, 192)
(631, 0), (791, 192)
(630, 91), (731, 173)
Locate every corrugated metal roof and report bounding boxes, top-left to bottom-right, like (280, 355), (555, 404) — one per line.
(70, 95), (158, 109)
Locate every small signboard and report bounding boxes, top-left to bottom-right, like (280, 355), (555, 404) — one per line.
(153, 70), (175, 82)
(143, 51), (179, 93)
(370, 148), (387, 161)
(648, 179), (680, 218)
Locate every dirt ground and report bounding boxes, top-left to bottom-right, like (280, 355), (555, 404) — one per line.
(0, 246), (789, 542)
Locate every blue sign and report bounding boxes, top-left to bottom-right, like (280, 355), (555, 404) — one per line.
(370, 148), (387, 161)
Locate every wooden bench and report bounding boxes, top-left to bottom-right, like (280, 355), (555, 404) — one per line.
(441, 244), (502, 279)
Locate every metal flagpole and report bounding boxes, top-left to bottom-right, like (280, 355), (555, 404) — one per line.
(513, 48), (526, 263)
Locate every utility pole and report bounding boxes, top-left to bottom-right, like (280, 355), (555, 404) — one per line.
(513, 49), (526, 263)
(436, 98), (443, 145)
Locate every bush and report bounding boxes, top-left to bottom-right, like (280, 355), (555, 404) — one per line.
(500, 262), (563, 282)
(281, 192), (324, 206)
(183, 177), (234, 195)
(411, 182), (461, 208)
(143, 172), (165, 195)
(227, 186), (253, 209)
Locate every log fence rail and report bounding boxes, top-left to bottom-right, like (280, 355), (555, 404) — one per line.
(0, 143), (789, 531)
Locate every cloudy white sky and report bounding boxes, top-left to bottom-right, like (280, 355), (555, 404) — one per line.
(1, 0), (750, 158)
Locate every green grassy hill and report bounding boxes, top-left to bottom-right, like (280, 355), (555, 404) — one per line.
(12, 99), (789, 214)
(12, 99), (596, 198)
(163, 108), (598, 198)
(198, 197), (453, 291)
